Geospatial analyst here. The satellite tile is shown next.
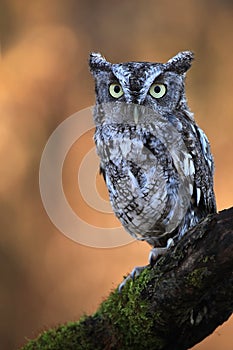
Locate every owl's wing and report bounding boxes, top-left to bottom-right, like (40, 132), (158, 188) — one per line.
(196, 127), (214, 174)
(144, 128), (216, 216)
(192, 125), (216, 214)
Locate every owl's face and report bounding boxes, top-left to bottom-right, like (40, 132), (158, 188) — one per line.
(89, 51), (194, 115)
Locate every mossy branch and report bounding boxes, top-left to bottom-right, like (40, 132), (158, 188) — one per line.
(21, 207), (233, 350)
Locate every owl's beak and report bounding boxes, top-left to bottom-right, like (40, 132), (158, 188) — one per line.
(133, 106), (139, 124)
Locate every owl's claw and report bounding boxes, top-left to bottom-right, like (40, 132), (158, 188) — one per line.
(149, 238), (175, 266)
(118, 238), (175, 292)
(118, 265), (148, 293)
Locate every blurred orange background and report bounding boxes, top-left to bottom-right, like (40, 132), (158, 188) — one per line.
(0, 1), (232, 349)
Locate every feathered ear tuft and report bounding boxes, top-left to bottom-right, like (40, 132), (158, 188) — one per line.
(165, 51), (194, 74)
(89, 52), (112, 73)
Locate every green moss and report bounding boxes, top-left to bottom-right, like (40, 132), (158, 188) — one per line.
(20, 268), (166, 350)
(96, 268), (165, 349)
(21, 320), (95, 350)
(201, 255), (215, 264)
(185, 267), (209, 289)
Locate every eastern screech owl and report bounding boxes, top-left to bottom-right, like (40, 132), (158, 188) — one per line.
(89, 51), (216, 285)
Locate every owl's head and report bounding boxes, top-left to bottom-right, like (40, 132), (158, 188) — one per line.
(89, 51), (194, 114)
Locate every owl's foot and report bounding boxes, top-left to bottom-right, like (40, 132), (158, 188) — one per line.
(118, 265), (148, 293)
(118, 238), (175, 292)
(149, 238), (175, 266)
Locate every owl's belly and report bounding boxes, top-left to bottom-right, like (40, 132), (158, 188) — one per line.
(96, 131), (182, 240)
(107, 169), (169, 239)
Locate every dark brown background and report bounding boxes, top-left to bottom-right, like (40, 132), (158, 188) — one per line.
(0, 1), (232, 349)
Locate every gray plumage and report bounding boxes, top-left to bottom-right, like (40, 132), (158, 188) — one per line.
(89, 51), (216, 259)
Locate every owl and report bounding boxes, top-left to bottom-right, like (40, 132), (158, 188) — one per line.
(89, 51), (216, 287)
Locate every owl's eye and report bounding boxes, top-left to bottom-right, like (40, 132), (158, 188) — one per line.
(149, 83), (166, 99)
(109, 83), (124, 98)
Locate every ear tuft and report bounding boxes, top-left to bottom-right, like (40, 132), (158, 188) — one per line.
(89, 52), (112, 73)
(165, 51), (194, 74)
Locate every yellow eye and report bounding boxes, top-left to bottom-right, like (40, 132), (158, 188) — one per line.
(109, 83), (124, 98)
(149, 83), (166, 98)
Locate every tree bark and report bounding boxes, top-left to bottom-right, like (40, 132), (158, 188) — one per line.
(21, 207), (233, 350)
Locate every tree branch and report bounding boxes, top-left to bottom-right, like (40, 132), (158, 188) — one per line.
(21, 207), (233, 350)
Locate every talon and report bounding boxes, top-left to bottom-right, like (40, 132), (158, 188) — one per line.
(118, 265), (148, 292)
(149, 247), (167, 265)
(118, 275), (131, 293)
(149, 238), (175, 266)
